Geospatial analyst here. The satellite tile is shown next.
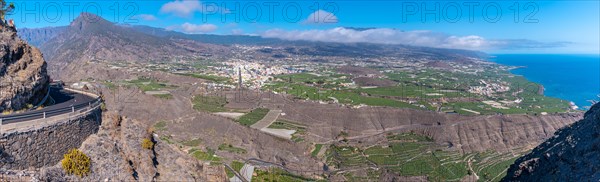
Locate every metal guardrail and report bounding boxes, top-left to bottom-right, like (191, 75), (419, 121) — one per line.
(0, 97), (102, 126)
(223, 163), (250, 182)
(32, 85), (51, 110)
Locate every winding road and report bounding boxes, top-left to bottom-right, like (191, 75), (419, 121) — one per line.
(0, 86), (99, 124)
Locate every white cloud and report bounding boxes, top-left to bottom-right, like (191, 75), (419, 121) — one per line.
(304, 10), (338, 24)
(160, 0), (229, 17)
(133, 14), (157, 21)
(160, 0), (202, 17)
(231, 29), (244, 35)
(261, 27), (567, 50)
(178, 23), (218, 33)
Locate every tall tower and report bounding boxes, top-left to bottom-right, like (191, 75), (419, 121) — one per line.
(238, 66), (243, 89)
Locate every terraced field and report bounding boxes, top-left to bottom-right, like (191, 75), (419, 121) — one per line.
(324, 133), (523, 181)
(253, 168), (324, 182)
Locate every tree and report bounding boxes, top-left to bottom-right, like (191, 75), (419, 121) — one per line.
(0, 1), (15, 20)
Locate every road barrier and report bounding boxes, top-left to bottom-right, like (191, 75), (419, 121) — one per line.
(0, 88), (102, 133)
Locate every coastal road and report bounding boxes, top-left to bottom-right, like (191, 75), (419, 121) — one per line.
(0, 86), (98, 124)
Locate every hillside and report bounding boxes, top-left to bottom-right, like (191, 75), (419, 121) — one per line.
(503, 103), (600, 181)
(39, 13), (218, 79)
(0, 21), (49, 112)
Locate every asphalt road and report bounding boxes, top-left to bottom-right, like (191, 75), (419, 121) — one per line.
(0, 86), (98, 124)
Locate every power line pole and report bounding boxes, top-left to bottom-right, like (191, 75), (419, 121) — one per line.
(238, 66), (243, 89)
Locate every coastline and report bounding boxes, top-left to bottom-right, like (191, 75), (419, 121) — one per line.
(491, 54), (600, 110)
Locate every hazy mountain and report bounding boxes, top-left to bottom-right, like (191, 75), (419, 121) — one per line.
(128, 25), (487, 60)
(17, 26), (66, 47)
(129, 25), (288, 46)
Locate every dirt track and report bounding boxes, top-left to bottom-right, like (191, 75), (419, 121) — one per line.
(250, 110), (282, 129)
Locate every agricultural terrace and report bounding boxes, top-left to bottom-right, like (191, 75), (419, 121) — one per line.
(323, 132), (521, 182)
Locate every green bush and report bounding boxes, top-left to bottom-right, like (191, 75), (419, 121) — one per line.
(100, 103), (107, 111)
(61, 149), (91, 177)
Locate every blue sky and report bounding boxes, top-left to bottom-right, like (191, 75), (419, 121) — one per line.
(6, 0), (600, 54)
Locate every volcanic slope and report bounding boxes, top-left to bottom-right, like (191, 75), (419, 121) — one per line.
(503, 103), (600, 181)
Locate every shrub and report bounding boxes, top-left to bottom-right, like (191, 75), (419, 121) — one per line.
(61, 149), (91, 177)
(1, 109), (12, 115)
(100, 103), (107, 111)
(142, 138), (154, 150)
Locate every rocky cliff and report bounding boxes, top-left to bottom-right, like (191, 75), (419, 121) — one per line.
(277, 99), (581, 154)
(35, 112), (222, 181)
(503, 103), (600, 181)
(0, 22), (49, 112)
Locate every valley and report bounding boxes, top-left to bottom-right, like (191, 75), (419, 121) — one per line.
(1, 11), (590, 182)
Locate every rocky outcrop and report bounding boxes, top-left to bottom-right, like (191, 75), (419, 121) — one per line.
(0, 22), (49, 112)
(35, 112), (219, 181)
(503, 103), (600, 181)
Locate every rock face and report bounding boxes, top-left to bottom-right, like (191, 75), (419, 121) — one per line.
(277, 99), (581, 153)
(503, 103), (600, 181)
(0, 23), (49, 112)
(36, 112), (220, 181)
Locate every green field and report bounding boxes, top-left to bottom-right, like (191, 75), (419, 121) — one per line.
(192, 95), (228, 112)
(153, 120), (167, 131)
(125, 77), (178, 92)
(237, 108), (270, 126)
(265, 68), (570, 115)
(175, 72), (231, 83)
(268, 120), (307, 142)
(324, 132), (521, 182)
(181, 138), (202, 147)
(264, 82), (421, 110)
(253, 168), (323, 182)
(188, 147), (222, 164)
(225, 160), (245, 178)
(218, 143), (247, 154)
(153, 93), (173, 99)
(311, 144), (323, 157)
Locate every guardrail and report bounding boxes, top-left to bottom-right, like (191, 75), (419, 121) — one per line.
(32, 85), (51, 110)
(0, 89), (102, 129)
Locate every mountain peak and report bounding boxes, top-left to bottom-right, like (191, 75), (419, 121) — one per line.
(70, 12), (112, 30)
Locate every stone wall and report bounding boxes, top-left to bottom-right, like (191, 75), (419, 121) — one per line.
(0, 109), (101, 170)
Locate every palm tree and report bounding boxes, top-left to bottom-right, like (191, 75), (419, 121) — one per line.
(0, 1), (15, 21)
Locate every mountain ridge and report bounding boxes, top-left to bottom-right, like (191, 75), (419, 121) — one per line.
(38, 13), (214, 78)
(17, 13), (488, 61)
(503, 103), (600, 181)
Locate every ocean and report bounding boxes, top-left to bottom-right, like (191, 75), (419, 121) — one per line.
(492, 54), (600, 110)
